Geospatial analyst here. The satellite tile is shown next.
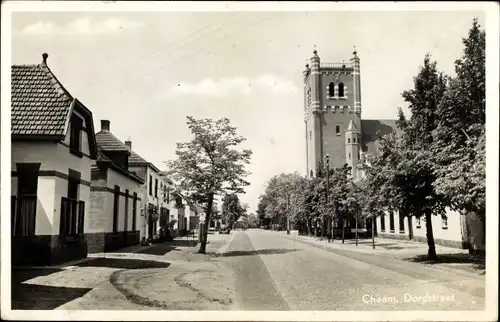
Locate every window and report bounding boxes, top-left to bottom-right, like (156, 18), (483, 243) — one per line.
(336, 125), (340, 136)
(348, 138), (351, 143)
(441, 215), (448, 229)
(353, 138), (356, 143)
(59, 171), (82, 237)
(416, 217), (421, 228)
(338, 82), (345, 97)
(310, 170), (314, 178)
(60, 197), (84, 237)
(399, 214), (405, 233)
(389, 211), (395, 231)
(113, 185), (120, 232)
(309, 130), (312, 140)
(348, 153), (351, 159)
(124, 189), (129, 232)
(148, 175), (153, 196)
(132, 192), (138, 231)
(381, 214), (386, 232)
(69, 115), (83, 156)
(155, 179), (158, 198)
(13, 163), (40, 236)
(328, 82), (335, 97)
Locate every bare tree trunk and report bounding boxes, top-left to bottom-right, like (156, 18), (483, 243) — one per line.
(198, 193), (214, 254)
(327, 216), (332, 243)
(355, 213), (359, 246)
(425, 211), (437, 260)
(480, 210), (486, 253)
(330, 215), (334, 243)
(342, 218), (345, 244)
(371, 217), (375, 249)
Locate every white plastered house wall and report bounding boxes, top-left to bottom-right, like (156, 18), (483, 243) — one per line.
(11, 109), (94, 237)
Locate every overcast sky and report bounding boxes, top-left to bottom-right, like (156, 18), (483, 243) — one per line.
(11, 10), (484, 212)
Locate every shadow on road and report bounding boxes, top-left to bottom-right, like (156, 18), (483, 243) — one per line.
(214, 248), (299, 257)
(11, 268), (92, 310)
(405, 253), (486, 270)
(135, 240), (198, 255)
(12, 268), (62, 284)
(12, 283), (92, 310)
(76, 257), (171, 269)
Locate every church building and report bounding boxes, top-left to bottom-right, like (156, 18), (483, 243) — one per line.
(302, 49), (483, 252)
(303, 48), (398, 180)
(303, 48), (398, 236)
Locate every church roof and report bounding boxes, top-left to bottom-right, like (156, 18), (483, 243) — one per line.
(360, 119), (401, 156)
(346, 120), (359, 132)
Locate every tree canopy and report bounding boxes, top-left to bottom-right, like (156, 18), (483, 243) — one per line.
(165, 116), (252, 253)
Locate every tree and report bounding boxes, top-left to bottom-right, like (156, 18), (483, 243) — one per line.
(389, 54), (448, 260)
(247, 213), (258, 228)
(256, 196), (270, 228)
(327, 165), (357, 243)
(165, 117), (252, 254)
(265, 172), (306, 233)
(432, 19), (486, 250)
(221, 193), (245, 229)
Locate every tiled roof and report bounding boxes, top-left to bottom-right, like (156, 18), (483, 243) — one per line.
(95, 140), (144, 184)
(11, 63), (73, 137)
(360, 119), (401, 157)
(128, 149), (149, 164)
(126, 147), (161, 173)
(95, 130), (130, 152)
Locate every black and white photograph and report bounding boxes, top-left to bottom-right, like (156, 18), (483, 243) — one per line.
(1, 1), (498, 321)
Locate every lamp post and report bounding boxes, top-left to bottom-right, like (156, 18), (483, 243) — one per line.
(355, 205), (359, 246)
(325, 154), (330, 242)
(286, 191), (290, 235)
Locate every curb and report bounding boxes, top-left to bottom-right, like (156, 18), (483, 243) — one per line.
(284, 234), (485, 279)
(215, 231), (238, 255)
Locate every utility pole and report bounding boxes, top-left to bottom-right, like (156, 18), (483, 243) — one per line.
(325, 154), (331, 243)
(355, 210), (359, 246)
(286, 192), (290, 235)
(372, 215), (375, 249)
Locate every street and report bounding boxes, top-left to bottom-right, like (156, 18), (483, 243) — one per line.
(12, 230), (484, 311)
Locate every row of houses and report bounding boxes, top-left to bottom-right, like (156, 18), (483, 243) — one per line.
(10, 53), (203, 266)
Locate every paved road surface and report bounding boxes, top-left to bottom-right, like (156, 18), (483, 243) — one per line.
(223, 230), (484, 310)
(11, 230), (485, 311)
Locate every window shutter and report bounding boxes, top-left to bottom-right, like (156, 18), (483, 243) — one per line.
(60, 197), (68, 237)
(132, 193), (137, 231)
(11, 196), (17, 236)
(78, 201), (85, 235)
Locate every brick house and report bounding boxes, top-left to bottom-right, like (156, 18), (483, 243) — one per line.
(89, 120), (145, 252)
(11, 53), (98, 266)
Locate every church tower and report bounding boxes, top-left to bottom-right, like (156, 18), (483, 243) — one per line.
(345, 120), (361, 180)
(304, 48), (362, 177)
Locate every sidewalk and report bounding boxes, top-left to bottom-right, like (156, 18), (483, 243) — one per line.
(271, 231), (485, 276)
(12, 234), (237, 310)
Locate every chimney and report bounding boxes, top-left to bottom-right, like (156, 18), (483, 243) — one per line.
(41, 53), (48, 66)
(125, 140), (132, 149)
(101, 120), (110, 131)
